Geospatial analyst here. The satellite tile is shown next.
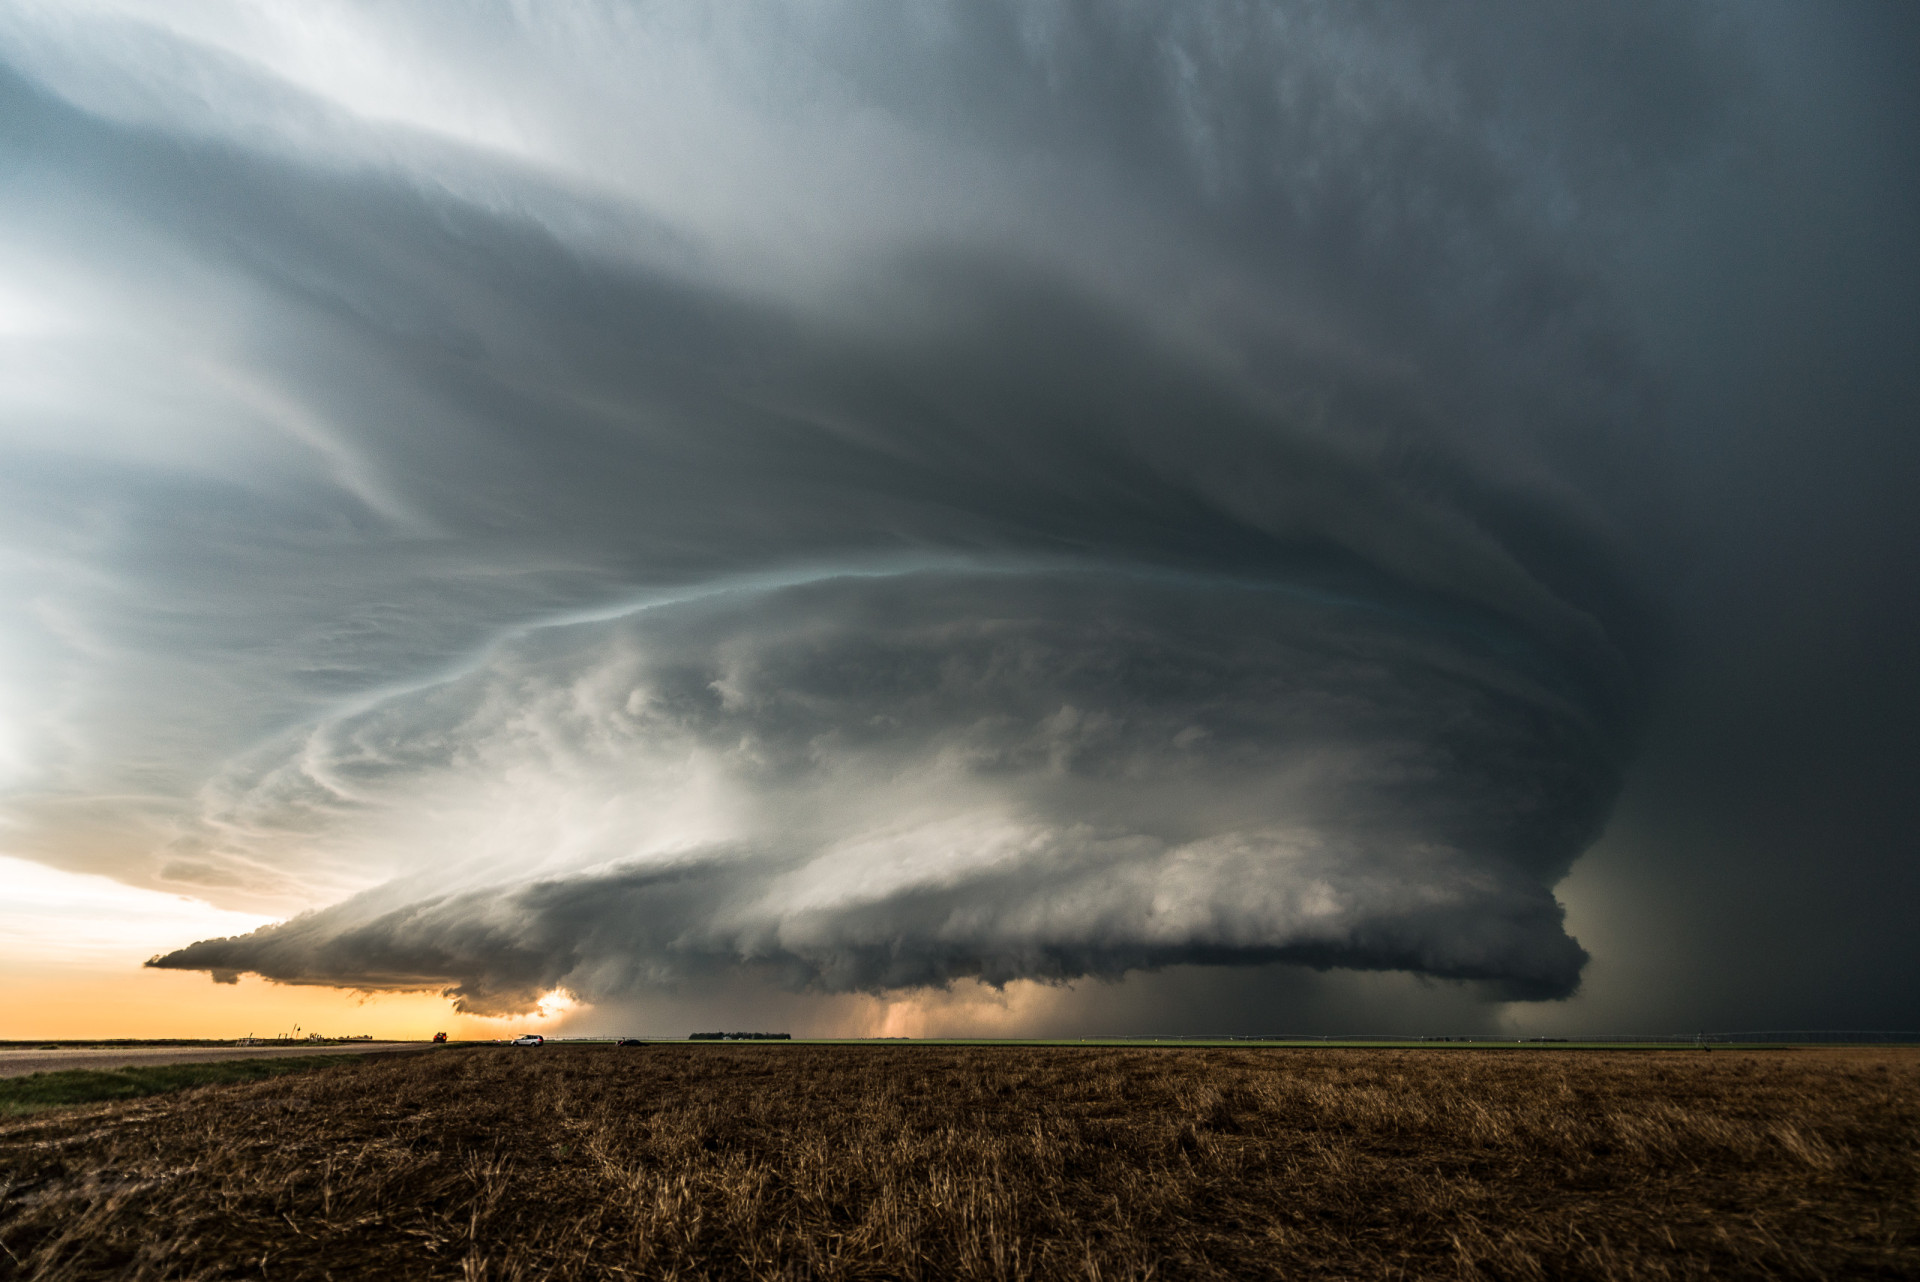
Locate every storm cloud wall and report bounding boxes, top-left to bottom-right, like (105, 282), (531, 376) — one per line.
(0, 2), (1911, 1027)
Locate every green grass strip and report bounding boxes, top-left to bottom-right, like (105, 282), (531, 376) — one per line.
(0, 1055), (362, 1117)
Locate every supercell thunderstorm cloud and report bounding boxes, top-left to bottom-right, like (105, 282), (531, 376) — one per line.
(3, 3), (1916, 1028)
(160, 572), (1616, 1011)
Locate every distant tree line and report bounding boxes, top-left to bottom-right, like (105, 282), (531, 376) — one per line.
(688, 1032), (792, 1040)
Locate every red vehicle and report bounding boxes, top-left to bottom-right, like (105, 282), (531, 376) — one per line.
(431, 1032), (448, 1044)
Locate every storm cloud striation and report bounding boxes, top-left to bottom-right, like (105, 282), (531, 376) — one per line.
(153, 571), (1615, 1010)
(4, 3), (1914, 1027)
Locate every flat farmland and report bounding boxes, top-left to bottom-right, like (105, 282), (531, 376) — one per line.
(2, 1046), (1915, 1280)
(0, 1043), (420, 1079)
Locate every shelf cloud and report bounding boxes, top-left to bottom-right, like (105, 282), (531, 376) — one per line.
(3, 3), (1915, 1027)
(152, 571), (1614, 1010)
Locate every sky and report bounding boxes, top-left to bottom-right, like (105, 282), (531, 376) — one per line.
(1, 1), (1915, 1040)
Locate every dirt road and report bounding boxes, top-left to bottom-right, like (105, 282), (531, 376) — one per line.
(0, 1042), (426, 1077)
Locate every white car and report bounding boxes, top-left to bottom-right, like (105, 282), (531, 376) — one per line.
(509, 1034), (545, 1046)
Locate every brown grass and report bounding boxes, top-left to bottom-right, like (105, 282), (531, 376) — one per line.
(1, 1046), (1915, 1279)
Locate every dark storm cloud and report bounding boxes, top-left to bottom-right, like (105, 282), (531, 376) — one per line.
(153, 572), (1602, 1010)
(8, 0), (1669, 997)
(7, 3), (1914, 1026)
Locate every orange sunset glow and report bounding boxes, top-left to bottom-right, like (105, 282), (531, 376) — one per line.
(0, 855), (504, 1040)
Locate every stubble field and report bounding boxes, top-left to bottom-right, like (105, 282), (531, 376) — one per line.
(1, 1045), (1915, 1280)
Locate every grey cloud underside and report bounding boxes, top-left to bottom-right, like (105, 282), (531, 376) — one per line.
(0, 2), (1770, 1016)
(152, 572), (1602, 1009)
(158, 854), (1584, 1017)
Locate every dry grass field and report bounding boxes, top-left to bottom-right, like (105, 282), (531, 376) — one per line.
(1, 1045), (1915, 1280)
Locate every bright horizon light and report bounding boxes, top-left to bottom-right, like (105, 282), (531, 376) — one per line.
(0, 853), (274, 968)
